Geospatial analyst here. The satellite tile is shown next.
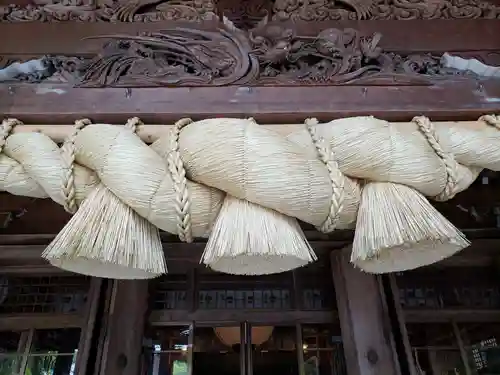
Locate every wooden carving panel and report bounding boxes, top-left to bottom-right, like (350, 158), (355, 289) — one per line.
(1, 25), (493, 87)
(0, 0), (499, 22)
(272, 0), (500, 21)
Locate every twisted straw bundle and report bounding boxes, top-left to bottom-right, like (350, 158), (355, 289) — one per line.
(41, 118), (166, 279)
(0, 115), (498, 279)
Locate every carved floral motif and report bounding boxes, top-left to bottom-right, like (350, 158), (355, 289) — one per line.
(0, 0), (498, 22)
(2, 26), (486, 86)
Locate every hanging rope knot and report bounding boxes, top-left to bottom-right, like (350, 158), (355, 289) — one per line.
(61, 118), (92, 214)
(0, 118), (23, 154)
(167, 118), (194, 243)
(305, 118), (345, 233)
(480, 114), (500, 130)
(413, 115), (459, 201)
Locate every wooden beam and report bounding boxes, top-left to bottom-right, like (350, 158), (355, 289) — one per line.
(1, 237), (497, 258)
(404, 309), (500, 323)
(0, 313), (83, 330)
(0, 241), (348, 261)
(5, 118), (493, 144)
(0, 20), (498, 56)
(149, 309), (337, 325)
(331, 249), (399, 375)
(1, 82), (500, 124)
(0, 264), (69, 275)
(2, 190), (500, 235)
(0, 239), (498, 269)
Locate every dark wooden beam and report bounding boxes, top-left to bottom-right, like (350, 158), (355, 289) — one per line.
(149, 309), (336, 325)
(0, 313), (84, 330)
(331, 249), (400, 375)
(0, 264), (68, 275)
(0, 239), (498, 266)
(0, 20), (498, 55)
(2, 82), (499, 124)
(404, 309), (500, 323)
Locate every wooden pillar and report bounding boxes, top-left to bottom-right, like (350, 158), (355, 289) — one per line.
(75, 277), (103, 375)
(97, 280), (149, 375)
(331, 249), (399, 375)
(388, 274), (418, 375)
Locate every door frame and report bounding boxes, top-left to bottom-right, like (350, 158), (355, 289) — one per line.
(147, 320), (342, 375)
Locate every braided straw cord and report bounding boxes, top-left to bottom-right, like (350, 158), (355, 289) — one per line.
(167, 118), (194, 243)
(125, 117), (142, 133)
(481, 114), (500, 130)
(1, 119), (23, 154)
(413, 116), (459, 201)
(60, 119), (92, 214)
(306, 118), (345, 233)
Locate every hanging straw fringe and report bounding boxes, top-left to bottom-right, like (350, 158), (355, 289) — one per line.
(202, 195), (316, 275)
(44, 183), (166, 279)
(351, 182), (470, 273)
(42, 118), (166, 279)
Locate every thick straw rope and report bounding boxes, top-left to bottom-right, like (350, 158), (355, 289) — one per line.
(1, 115), (499, 274)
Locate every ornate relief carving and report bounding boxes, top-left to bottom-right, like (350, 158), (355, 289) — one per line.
(0, 26), (490, 85)
(0, 0), (270, 23)
(0, 0), (498, 22)
(77, 28), (259, 86)
(272, 0), (500, 20)
(0, 0), (216, 22)
(249, 26), (474, 84)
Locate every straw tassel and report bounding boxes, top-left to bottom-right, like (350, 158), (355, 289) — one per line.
(201, 195), (316, 275)
(42, 118), (167, 279)
(351, 182), (470, 273)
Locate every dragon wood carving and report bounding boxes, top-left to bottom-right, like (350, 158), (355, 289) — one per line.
(0, 0), (499, 22)
(0, 26), (488, 86)
(248, 26), (475, 85)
